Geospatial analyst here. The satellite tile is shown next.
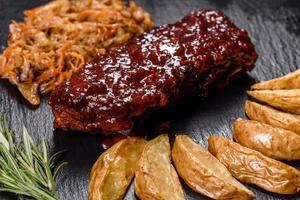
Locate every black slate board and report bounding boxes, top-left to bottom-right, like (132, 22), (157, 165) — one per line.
(1, 0), (300, 199)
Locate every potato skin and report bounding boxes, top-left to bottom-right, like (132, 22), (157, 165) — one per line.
(208, 135), (300, 194)
(172, 135), (255, 200)
(245, 100), (300, 134)
(247, 89), (300, 114)
(89, 137), (146, 200)
(134, 134), (184, 200)
(251, 69), (300, 90)
(233, 118), (300, 160)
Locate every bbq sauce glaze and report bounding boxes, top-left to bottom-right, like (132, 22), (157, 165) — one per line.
(49, 9), (257, 134)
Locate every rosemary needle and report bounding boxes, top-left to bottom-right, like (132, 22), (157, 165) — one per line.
(0, 114), (67, 200)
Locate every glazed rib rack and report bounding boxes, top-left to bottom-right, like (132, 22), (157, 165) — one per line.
(49, 9), (257, 134)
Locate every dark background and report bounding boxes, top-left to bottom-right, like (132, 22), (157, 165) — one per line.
(1, 0), (300, 199)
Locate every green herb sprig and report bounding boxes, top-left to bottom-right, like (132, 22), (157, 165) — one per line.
(0, 114), (67, 200)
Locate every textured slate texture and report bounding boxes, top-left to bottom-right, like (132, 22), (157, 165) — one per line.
(0, 0), (300, 199)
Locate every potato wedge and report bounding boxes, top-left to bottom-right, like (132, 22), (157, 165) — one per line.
(247, 89), (300, 114)
(233, 118), (300, 160)
(208, 135), (300, 194)
(251, 69), (300, 90)
(89, 137), (146, 200)
(172, 135), (255, 200)
(135, 134), (184, 200)
(245, 100), (300, 134)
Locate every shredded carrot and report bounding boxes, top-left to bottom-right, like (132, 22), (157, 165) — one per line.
(0, 0), (154, 105)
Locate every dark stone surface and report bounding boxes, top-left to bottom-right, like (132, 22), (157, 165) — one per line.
(0, 0), (300, 199)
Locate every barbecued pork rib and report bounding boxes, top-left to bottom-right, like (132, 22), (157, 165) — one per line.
(49, 9), (257, 134)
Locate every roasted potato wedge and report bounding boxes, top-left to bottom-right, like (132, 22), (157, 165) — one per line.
(245, 100), (300, 134)
(135, 134), (184, 200)
(89, 137), (146, 200)
(208, 135), (300, 194)
(172, 135), (255, 200)
(247, 89), (300, 114)
(251, 69), (300, 90)
(233, 118), (300, 160)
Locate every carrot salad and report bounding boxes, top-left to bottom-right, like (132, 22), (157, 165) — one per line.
(0, 0), (153, 105)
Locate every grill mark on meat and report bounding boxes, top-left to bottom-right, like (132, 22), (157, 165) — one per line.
(49, 9), (258, 134)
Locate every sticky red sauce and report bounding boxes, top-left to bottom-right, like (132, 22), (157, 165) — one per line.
(50, 9), (257, 134)
(154, 121), (171, 133)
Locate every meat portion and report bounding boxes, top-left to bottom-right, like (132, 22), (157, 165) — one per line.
(49, 9), (257, 134)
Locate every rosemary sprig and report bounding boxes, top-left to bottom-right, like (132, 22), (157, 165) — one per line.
(0, 114), (67, 200)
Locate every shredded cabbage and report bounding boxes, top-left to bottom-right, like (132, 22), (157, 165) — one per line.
(0, 0), (153, 105)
